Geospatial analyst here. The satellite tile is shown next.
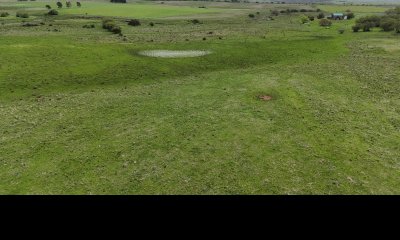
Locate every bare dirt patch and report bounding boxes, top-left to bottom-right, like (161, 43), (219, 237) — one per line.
(259, 95), (272, 101)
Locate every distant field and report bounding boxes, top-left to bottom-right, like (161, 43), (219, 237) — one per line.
(0, 1), (228, 18)
(331, 0), (400, 4)
(60, 2), (226, 18)
(317, 4), (390, 14)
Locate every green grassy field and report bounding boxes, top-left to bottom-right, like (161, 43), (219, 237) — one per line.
(0, 1), (399, 194)
(62, 2), (226, 18)
(0, 1), (230, 18)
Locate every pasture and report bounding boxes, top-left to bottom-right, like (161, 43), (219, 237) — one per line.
(0, 0), (399, 194)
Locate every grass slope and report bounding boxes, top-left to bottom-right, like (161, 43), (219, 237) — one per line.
(0, 1), (399, 194)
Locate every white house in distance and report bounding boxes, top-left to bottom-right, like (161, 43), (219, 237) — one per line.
(328, 13), (347, 20)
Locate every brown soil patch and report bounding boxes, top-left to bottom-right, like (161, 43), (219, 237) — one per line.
(259, 95), (272, 101)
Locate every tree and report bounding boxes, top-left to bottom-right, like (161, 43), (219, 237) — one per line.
(77, 2), (81, 7)
(360, 22), (374, 32)
(384, 7), (400, 33)
(395, 21), (400, 33)
(317, 12), (325, 19)
(56, 2), (62, 8)
(355, 16), (381, 32)
(380, 17), (396, 32)
(66, 1), (71, 8)
(385, 7), (400, 16)
(352, 25), (360, 32)
(45, 5), (51, 9)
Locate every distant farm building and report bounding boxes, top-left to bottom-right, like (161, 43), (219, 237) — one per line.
(328, 13), (347, 20)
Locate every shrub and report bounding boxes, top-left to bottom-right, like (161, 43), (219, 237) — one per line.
(56, 2), (62, 8)
(102, 18), (122, 34)
(300, 9), (308, 12)
(300, 15), (309, 24)
(77, 2), (81, 7)
(22, 22), (39, 27)
(317, 13), (325, 19)
(0, 12), (9, 17)
(66, 1), (71, 8)
(319, 18), (332, 27)
(102, 19), (115, 30)
(48, 9), (59, 16)
(83, 24), (95, 28)
(271, 10), (279, 16)
(45, 5), (51, 9)
(308, 16), (315, 21)
(111, 26), (121, 34)
(190, 19), (201, 24)
(352, 25), (361, 32)
(248, 14), (255, 18)
(338, 28), (345, 34)
(346, 12), (355, 19)
(127, 19), (141, 26)
(16, 12), (29, 18)
(110, 0), (126, 2)
(149, 22), (154, 27)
